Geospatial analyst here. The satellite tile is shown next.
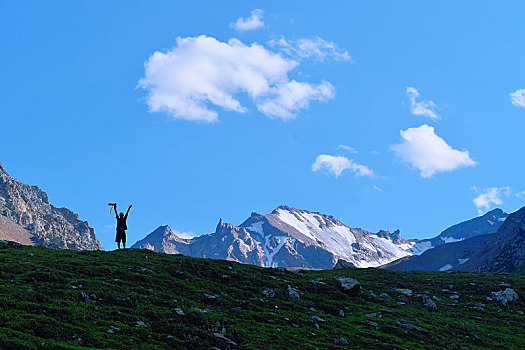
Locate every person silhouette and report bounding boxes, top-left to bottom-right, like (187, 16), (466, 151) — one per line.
(112, 203), (132, 249)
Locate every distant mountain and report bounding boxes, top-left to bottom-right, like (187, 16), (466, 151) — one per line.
(383, 234), (492, 272)
(0, 162), (103, 250)
(132, 205), (415, 269)
(385, 206), (525, 274)
(459, 206), (525, 273)
(407, 209), (507, 255)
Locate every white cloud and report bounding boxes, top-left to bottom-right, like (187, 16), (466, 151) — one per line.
(406, 87), (439, 120)
(510, 89), (525, 108)
(391, 124), (476, 178)
(472, 187), (511, 215)
(336, 145), (358, 153)
(138, 35), (335, 122)
(231, 9), (264, 32)
(269, 36), (351, 62)
(373, 185), (383, 192)
(515, 190), (525, 198)
(312, 154), (374, 178)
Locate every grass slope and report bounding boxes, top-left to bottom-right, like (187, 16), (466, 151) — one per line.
(0, 241), (524, 349)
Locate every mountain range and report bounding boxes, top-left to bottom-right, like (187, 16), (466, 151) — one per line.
(1, 162), (523, 274)
(132, 206), (415, 269)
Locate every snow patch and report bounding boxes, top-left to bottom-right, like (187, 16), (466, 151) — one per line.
(407, 240), (433, 255)
(264, 236), (289, 267)
(246, 221), (264, 235)
(439, 264), (453, 271)
(440, 236), (464, 243)
(498, 217), (507, 222)
(458, 258), (470, 264)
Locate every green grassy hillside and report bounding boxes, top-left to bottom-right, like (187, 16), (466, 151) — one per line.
(0, 241), (523, 349)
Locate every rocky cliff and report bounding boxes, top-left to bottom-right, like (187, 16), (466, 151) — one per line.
(0, 162), (103, 250)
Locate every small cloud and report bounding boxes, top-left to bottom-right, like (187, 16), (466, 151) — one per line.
(510, 89), (525, 108)
(515, 190), (525, 198)
(231, 9), (265, 32)
(373, 185), (383, 192)
(406, 87), (439, 120)
(269, 36), (350, 62)
(472, 186), (511, 215)
(391, 124), (476, 178)
(312, 154), (374, 178)
(336, 144), (358, 153)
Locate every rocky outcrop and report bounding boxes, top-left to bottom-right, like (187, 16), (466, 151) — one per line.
(0, 162), (103, 250)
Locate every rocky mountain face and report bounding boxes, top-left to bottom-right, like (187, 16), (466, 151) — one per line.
(385, 206), (525, 274)
(459, 206), (525, 273)
(0, 162), (103, 250)
(132, 205), (415, 269)
(407, 209), (507, 255)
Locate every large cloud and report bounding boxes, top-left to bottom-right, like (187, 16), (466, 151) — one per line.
(231, 9), (264, 32)
(138, 35), (335, 122)
(510, 89), (525, 108)
(406, 87), (439, 120)
(391, 124), (476, 178)
(472, 186), (510, 215)
(312, 154), (374, 178)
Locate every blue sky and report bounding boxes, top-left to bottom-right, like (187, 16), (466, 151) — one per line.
(1, 1), (525, 250)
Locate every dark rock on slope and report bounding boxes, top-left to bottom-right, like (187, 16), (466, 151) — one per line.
(0, 162), (103, 250)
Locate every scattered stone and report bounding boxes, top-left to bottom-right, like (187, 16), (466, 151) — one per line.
(334, 337), (349, 345)
(80, 292), (93, 304)
(174, 308), (185, 316)
(136, 321), (147, 327)
(230, 307), (242, 314)
(367, 321), (379, 329)
(397, 321), (428, 333)
(288, 285), (300, 300)
(396, 288), (413, 296)
(338, 309), (345, 317)
(397, 295), (408, 304)
(262, 288), (275, 298)
(335, 277), (361, 296)
(204, 293), (218, 300)
(450, 295), (459, 300)
(491, 288), (519, 306)
(369, 291), (377, 299)
(421, 294), (437, 311)
(333, 259), (356, 269)
(192, 307), (210, 314)
(310, 315), (325, 323)
(432, 296), (441, 301)
(212, 327), (237, 346)
(310, 278), (326, 285)
(365, 312), (377, 317)
(379, 293), (390, 299)
(442, 289), (449, 292)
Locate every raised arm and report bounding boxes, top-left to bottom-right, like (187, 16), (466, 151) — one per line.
(113, 204), (119, 220)
(125, 205), (132, 219)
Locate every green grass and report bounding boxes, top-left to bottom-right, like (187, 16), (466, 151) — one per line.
(0, 241), (523, 349)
